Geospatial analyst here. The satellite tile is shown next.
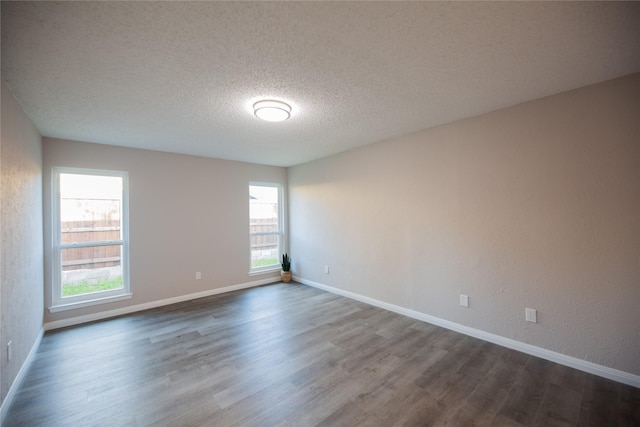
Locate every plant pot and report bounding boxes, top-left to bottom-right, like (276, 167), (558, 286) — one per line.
(281, 271), (292, 283)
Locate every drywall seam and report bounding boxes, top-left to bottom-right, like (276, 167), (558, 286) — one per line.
(295, 276), (640, 389)
(44, 277), (280, 331)
(0, 328), (43, 425)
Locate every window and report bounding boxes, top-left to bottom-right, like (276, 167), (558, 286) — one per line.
(51, 168), (131, 311)
(249, 183), (282, 273)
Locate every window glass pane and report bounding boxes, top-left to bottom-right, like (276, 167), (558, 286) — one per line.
(250, 234), (280, 268)
(249, 185), (279, 269)
(60, 174), (122, 243)
(61, 245), (123, 297)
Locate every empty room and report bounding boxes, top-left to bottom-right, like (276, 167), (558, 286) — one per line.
(1, 2), (639, 426)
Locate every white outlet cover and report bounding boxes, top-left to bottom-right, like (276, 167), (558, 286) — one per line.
(459, 294), (469, 307)
(526, 308), (537, 323)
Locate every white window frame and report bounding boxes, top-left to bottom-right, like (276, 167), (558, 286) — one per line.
(50, 167), (131, 312)
(249, 182), (284, 275)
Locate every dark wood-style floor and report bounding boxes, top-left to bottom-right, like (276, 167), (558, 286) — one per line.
(4, 283), (639, 426)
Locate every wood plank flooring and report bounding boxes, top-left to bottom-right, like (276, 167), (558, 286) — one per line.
(4, 283), (639, 426)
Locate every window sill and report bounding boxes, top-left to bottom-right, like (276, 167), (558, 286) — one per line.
(49, 293), (133, 313)
(248, 266), (281, 276)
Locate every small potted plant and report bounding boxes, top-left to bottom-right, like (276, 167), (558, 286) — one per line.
(281, 253), (292, 283)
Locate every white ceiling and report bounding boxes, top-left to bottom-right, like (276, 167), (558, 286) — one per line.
(2, 2), (640, 167)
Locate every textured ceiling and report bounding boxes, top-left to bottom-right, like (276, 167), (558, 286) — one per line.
(2, 2), (640, 167)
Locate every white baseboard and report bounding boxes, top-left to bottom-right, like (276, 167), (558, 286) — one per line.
(1, 328), (44, 425)
(44, 277), (280, 331)
(295, 276), (640, 389)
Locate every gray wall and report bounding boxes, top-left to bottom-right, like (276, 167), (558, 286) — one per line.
(1, 81), (44, 405)
(43, 138), (287, 324)
(289, 73), (640, 376)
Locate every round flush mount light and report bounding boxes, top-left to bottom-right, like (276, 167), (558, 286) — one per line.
(253, 100), (291, 122)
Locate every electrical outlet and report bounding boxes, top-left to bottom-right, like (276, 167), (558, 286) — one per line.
(195, 272), (202, 280)
(324, 265), (329, 274)
(7, 341), (12, 361)
(525, 308), (537, 323)
(459, 294), (469, 307)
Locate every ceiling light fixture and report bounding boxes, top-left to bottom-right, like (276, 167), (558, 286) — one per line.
(253, 100), (291, 122)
